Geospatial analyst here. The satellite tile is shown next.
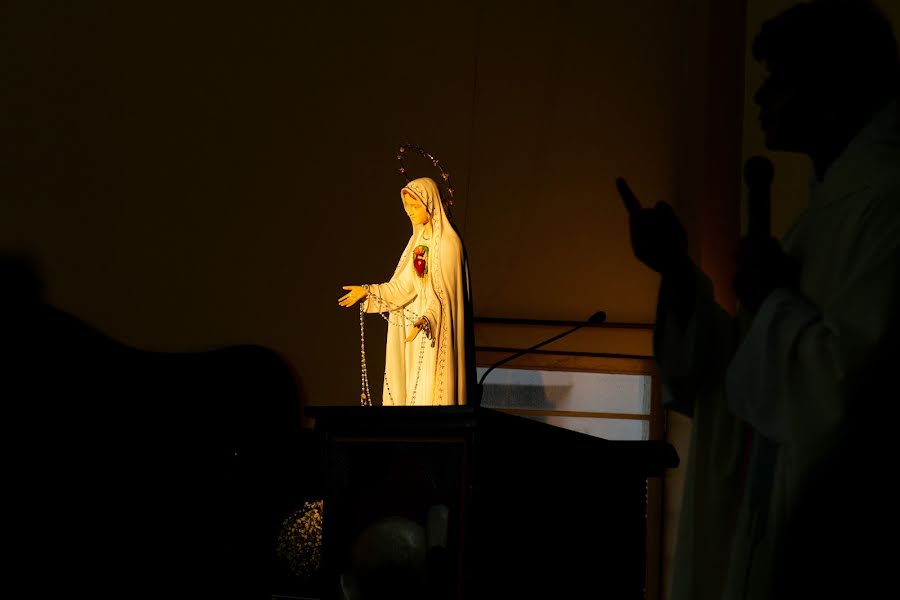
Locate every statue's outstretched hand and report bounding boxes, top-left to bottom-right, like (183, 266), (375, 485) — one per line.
(338, 285), (367, 307)
(616, 177), (689, 276)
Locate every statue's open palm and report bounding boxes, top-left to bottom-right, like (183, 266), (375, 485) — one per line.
(338, 285), (367, 307)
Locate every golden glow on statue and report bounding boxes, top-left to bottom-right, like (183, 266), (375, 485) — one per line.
(338, 177), (473, 406)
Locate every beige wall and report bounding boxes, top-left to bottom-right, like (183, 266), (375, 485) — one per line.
(2, 0), (708, 409)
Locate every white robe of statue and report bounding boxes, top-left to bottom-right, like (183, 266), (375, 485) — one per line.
(659, 96), (900, 600)
(362, 177), (473, 406)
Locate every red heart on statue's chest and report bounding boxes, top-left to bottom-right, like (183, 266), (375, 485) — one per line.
(413, 245), (429, 278)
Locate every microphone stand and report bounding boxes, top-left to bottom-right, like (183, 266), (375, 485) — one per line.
(474, 311), (606, 407)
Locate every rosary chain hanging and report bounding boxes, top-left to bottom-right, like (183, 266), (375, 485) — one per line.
(358, 285), (433, 406)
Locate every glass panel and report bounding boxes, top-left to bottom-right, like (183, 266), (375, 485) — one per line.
(477, 367), (651, 414)
(521, 414), (649, 441)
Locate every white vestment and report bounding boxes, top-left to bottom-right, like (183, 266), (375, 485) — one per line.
(363, 177), (474, 406)
(659, 96), (900, 600)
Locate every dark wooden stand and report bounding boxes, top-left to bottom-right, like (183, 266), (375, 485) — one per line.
(307, 406), (678, 600)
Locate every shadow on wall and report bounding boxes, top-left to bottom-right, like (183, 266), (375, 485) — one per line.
(1, 252), (326, 599)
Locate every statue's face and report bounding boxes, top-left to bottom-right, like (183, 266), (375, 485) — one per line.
(402, 190), (430, 226)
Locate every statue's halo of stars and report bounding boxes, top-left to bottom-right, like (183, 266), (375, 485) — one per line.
(397, 143), (455, 217)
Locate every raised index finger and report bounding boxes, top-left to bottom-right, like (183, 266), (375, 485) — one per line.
(616, 177), (642, 216)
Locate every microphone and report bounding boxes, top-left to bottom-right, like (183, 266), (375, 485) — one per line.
(743, 155), (774, 239)
(474, 311), (607, 407)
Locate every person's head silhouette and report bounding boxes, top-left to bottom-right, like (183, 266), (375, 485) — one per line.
(0, 253), (44, 307)
(751, 0), (900, 175)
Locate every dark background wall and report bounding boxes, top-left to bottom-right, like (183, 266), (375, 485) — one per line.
(7, 0), (896, 408)
(2, 0), (699, 406)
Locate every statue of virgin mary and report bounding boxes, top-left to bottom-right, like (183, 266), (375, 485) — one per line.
(339, 177), (474, 406)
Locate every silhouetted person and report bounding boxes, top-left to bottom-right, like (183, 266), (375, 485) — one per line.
(616, 1), (900, 599)
(1, 253), (314, 599)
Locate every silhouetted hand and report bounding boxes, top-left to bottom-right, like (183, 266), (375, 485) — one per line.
(616, 177), (689, 276)
(733, 236), (800, 313)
